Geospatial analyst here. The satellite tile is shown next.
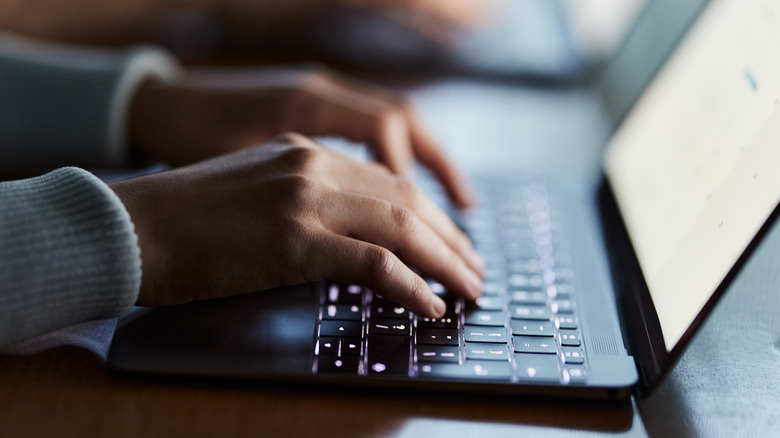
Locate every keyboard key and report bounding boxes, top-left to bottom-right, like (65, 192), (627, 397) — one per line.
(320, 320), (363, 338)
(317, 337), (337, 355)
(322, 304), (363, 321)
(417, 345), (460, 363)
(367, 335), (410, 375)
(508, 274), (544, 289)
(482, 282), (505, 296)
(511, 320), (554, 337)
(369, 319), (411, 336)
(465, 344), (509, 361)
(557, 315), (578, 329)
(318, 355), (360, 373)
(326, 283), (363, 304)
(553, 299), (575, 314)
(464, 310), (506, 327)
(418, 360), (511, 380)
(416, 316), (458, 328)
(467, 296), (505, 311)
(554, 284), (575, 298)
(510, 305), (551, 321)
(513, 336), (557, 354)
(561, 347), (584, 364)
(509, 290), (548, 305)
(515, 353), (560, 382)
(426, 280), (447, 296)
(417, 327), (459, 346)
(483, 269), (504, 283)
(559, 329), (581, 346)
(554, 267), (574, 282)
(506, 258), (542, 274)
(371, 300), (409, 319)
(464, 326), (507, 343)
(424, 295), (460, 319)
(341, 338), (362, 356)
(564, 365), (587, 384)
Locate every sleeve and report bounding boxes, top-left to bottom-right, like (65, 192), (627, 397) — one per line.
(0, 33), (181, 172)
(0, 167), (141, 348)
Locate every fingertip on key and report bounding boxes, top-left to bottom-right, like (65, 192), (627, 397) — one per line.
(433, 295), (447, 318)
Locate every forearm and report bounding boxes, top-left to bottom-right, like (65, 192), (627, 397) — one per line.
(0, 33), (180, 178)
(0, 167), (141, 348)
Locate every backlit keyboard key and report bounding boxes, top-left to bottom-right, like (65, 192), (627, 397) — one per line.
(513, 336), (557, 354)
(417, 328), (459, 346)
(464, 326), (507, 343)
(510, 305), (551, 320)
(559, 329), (581, 346)
(417, 345), (460, 363)
(465, 344), (509, 361)
(320, 320), (363, 338)
(511, 320), (554, 337)
(418, 360), (511, 380)
(464, 310), (506, 327)
(515, 353), (560, 382)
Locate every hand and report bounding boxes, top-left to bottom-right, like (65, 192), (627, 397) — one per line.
(111, 134), (484, 318)
(129, 67), (475, 208)
(346, 0), (496, 43)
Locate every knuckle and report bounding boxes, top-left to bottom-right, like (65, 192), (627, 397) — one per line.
(280, 174), (322, 200)
(302, 67), (334, 89)
(390, 203), (418, 236)
(363, 246), (397, 283)
(406, 278), (427, 303)
(274, 132), (314, 146)
(275, 142), (324, 173)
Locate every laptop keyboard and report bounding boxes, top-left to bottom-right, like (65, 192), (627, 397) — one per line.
(313, 179), (587, 385)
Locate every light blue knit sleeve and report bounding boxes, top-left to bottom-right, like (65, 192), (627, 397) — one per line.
(0, 33), (181, 172)
(0, 167), (142, 347)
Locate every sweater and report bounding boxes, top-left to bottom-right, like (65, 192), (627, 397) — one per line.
(0, 34), (179, 347)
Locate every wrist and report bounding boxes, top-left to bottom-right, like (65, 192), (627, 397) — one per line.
(127, 79), (169, 164)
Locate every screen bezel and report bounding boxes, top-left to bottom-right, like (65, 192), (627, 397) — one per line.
(598, 177), (780, 395)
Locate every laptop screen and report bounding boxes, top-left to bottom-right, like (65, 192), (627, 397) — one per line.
(604, 0), (780, 352)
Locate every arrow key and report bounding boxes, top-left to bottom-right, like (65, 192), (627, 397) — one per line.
(320, 320), (362, 338)
(513, 335), (558, 354)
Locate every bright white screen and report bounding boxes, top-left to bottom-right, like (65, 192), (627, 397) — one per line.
(604, 0), (780, 351)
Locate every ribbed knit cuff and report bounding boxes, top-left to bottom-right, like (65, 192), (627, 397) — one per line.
(0, 33), (181, 171)
(0, 167), (141, 347)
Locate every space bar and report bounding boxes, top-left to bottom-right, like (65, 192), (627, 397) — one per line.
(418, 361), (511, 380)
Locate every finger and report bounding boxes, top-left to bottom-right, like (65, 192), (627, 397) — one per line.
(325, 79), (475, 208)
(312, 233), (447, 318)
(302, 75), (474, 207)
(321, 151), (484, 276)
(324, 191), (483, 300)
(405, 110), (476, 208)
(369, 109), (415, 177)
(307, 84), (416, 177)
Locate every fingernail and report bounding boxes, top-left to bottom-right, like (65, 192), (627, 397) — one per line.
(433, 295), (447, 317)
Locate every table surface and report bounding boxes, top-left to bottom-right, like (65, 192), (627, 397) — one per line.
(3, 78), (780, 438)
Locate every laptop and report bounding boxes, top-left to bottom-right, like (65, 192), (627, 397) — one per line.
(109, 0), (780, 399)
